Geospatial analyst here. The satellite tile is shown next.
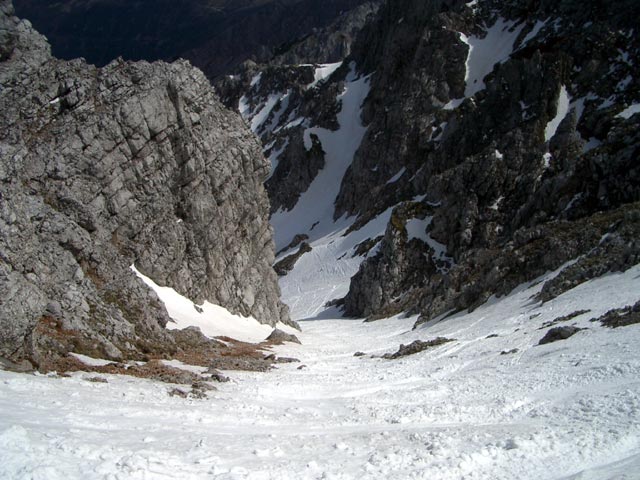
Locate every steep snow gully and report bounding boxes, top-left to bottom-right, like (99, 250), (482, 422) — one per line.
(2, 263), (640, 479)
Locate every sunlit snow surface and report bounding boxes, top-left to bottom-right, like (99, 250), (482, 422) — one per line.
(617, 103), (640, 119)
(308, 62), (343, 89)
(464, 18), (525, 98)
(266, 63), (379, 319)
(277, 206), (393, 320)
(2, 266), (640, 479)
(130, 265), (277, 343)
(2, 36), (640, 480)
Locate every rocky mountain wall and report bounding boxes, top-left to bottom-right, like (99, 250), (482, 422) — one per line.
(0, 1), (291, 367)
(342, 0), (640, 321)
(271, 1), (382, 66)
(233, 0), (640, 325)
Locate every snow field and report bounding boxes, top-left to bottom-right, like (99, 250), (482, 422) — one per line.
(3, 21), (640, 478)
(2, 265), (640, 479)
(276, 205), (393, 320)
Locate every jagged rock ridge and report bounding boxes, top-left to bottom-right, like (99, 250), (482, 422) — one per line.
(0, 1), (291, 367)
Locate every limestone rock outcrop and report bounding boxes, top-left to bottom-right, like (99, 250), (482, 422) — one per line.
(0, 1), (291, 366)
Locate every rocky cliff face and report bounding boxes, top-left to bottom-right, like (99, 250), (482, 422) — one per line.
(233, 0), (640, 323)
(341, 0), (640, 322)
(0, 1), (290, 367)
(215, 1), (381, 216)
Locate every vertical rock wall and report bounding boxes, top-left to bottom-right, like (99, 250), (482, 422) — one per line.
(0, 1), (290, 366)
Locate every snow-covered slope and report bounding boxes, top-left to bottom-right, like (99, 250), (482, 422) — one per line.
(2, 265), (640, 479)
(3, 0), (638, 477)
(276, 206), (392, 320)
(235, 60), (389, 320)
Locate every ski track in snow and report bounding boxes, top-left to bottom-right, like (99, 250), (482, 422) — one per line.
(2, 265), (640, 479)
(276, 205), (392, 321)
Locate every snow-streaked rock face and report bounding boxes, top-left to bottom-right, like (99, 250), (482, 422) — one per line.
(339, 0), (640, 323)
(0, 1), (291, 366)
(231, 0), (640, 324)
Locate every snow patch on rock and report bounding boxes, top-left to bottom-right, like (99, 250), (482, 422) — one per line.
(131, 265), (274, 343)
(545, 85), (571, 142)
(616, 103), (640, 119)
